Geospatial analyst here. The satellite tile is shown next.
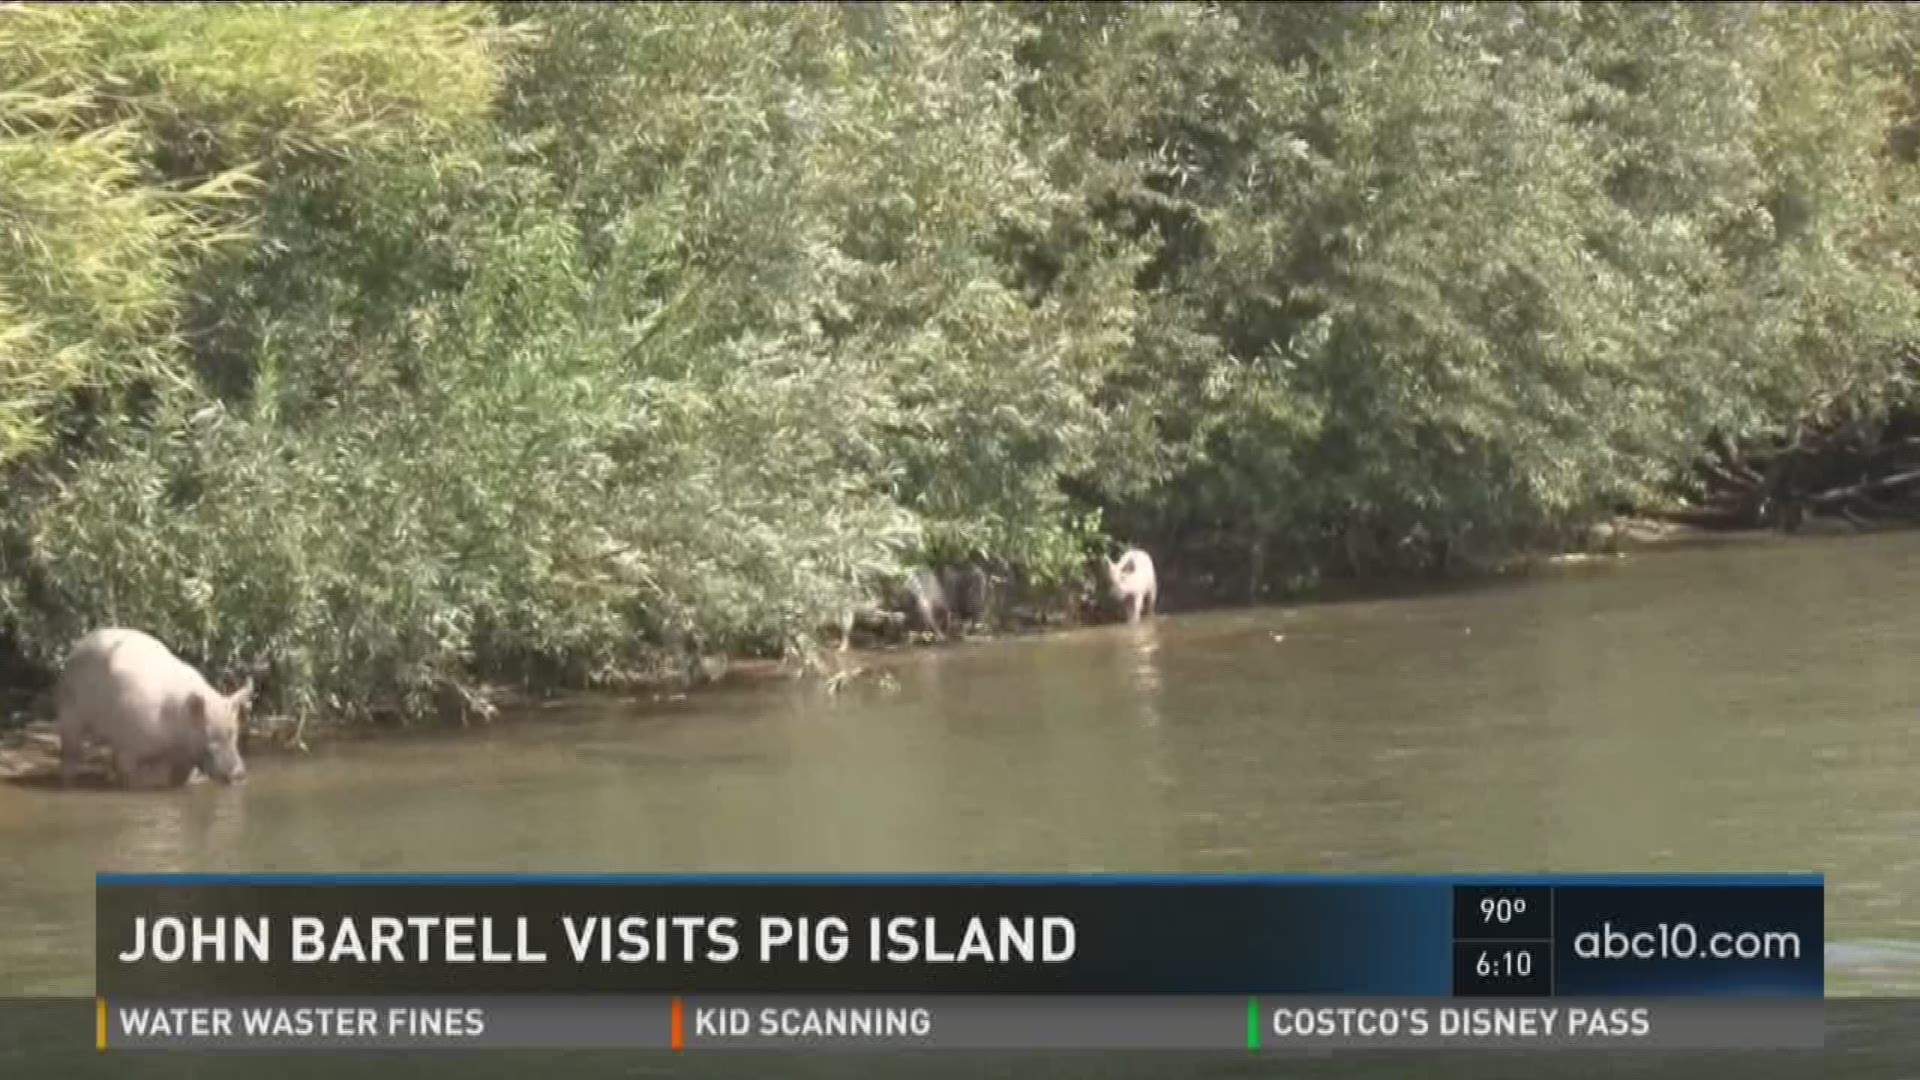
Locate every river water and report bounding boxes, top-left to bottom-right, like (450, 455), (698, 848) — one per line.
(3, 532), (1919, 1076)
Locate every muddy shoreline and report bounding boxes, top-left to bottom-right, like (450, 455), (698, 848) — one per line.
(0, 516), (1844, 785)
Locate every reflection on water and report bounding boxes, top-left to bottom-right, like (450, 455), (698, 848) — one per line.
(3, 532), (1920, 1014)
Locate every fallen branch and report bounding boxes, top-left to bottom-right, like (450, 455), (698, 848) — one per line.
(1639, 503), (1754, 530)
(1699, 458), (1764, 493)
(1869, 435), (1920, 460)
(1807, 467), (1920, 507)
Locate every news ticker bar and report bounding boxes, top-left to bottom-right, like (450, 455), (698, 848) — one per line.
(97, 873), (1823, 998)
(96, 996), (1824, 1052)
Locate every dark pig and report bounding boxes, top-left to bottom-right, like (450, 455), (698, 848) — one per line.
(939, 564), (991, 632)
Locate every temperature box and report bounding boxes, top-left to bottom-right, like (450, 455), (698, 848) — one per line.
(1453, 886), (1553, 941)
(1452, 885), (1553, 996)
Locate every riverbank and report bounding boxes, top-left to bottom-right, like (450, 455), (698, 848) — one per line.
(0, 514), (1858, 786)
(0, 645), (934, 786)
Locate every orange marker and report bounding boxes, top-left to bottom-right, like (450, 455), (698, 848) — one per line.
(671, 997), (685, 1051)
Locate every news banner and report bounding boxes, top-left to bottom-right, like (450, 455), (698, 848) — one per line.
(93, 872), (1823, 1053)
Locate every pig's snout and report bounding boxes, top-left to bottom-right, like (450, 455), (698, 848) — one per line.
(202, 747), (248, 783)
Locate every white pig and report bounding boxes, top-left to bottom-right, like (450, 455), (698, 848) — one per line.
(1104, 548), (1157, 624)
(55, 628), (252, 789)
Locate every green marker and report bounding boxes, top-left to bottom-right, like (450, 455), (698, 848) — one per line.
(1246, 997), (1260, 1050)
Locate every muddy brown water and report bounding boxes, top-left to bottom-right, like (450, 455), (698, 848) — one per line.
(3, 532), (1919, 1077)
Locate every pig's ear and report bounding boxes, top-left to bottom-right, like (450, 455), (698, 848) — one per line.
(229, 678), (255, 711)
(185, 692), (210, 729)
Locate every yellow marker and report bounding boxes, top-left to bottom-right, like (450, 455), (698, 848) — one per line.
(96, 998), (107, 1051)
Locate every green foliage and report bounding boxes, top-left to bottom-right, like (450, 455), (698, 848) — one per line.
(6, 1), (1920, 725)
(1025, 0), (1920, 586)
(500, 2), (1155, 583)
(0, 1), (515, 466)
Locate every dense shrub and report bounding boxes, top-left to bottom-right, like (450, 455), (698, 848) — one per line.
(5, 1), (1919, 724)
